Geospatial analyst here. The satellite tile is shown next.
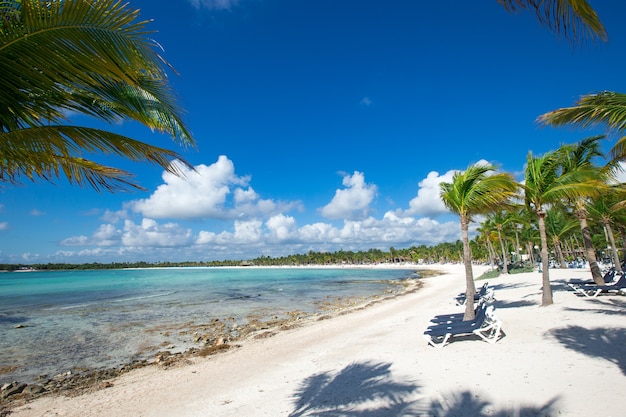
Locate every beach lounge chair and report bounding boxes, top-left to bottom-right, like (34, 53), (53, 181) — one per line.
(455, 282), (493, 306)
(430, 296), (493, 325)
(569, 273), (626, 298)
(567, 267), (616, 288)
(423, 304), (502, 348)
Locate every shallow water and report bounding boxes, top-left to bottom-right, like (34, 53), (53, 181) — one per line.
(0, 267), (419, 384)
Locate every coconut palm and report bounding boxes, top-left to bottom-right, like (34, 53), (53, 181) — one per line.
(0, 0), (195, 192)
(544, 207), (579, 268)
(523, 147), (606, 305)
(476, 222), (500, 268)
(440, 163), (518, 320)
(559, 136), (612, 283)
(484, 211), (513, 274)
(587, 186), (626, 273)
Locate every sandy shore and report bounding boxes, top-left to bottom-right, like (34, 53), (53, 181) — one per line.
(8, 264), (626, 417)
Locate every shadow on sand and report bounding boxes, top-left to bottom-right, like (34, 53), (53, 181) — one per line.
(289, 361), (558, 417)
(549, 326), (626, 376)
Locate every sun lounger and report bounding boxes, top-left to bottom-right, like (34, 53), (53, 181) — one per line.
(569, 273), (626, 298)
(423, 305), (502, 348)
(455, 282), (493, 306)
(431, 295), (493, 325)
(567, 267), (616, 287)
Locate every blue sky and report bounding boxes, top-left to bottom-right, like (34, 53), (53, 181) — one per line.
(2, 0), (626, 264)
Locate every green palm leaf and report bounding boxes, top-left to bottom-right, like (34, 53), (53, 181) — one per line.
(0, 126), (189, 191)
(538, 92), (626, 161)
(0, 0), (195, 192)
(496, 0), (607, 43)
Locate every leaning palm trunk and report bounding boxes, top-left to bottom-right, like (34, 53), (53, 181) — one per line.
(497, 228), (509, 274)
(487, 239), (498, 267)
(576, 210), (604, 285)
(461, 215), (477, 320)
(554, 240), (567, 268)
(603, 221), (623, 274)
(537, 212), (553, 306)
(526, 242), (536, 264)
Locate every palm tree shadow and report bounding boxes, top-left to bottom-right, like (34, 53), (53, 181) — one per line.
(422, 391), (559, 417)
(549, 326), (626, 375)
(289, 361), (419, 417)
(289, 362), (559, 416)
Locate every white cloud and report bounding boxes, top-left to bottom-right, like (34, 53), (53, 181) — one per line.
(101, 209), (129, 223)
(232, 219), (263, 242)
(60, 235), (90, 246)
(614, 161), (626, 183)
(266, 214), (297, 241)
(360, 97), (373, 106)
(128, 156), (299, 220)
(404, 170), (456, 217)
(404, 160), (495, 218)
(121, 219), (193, 247)
(320, 171), (377, 220)
(93, 224), (122, 246)
(30, 209), (45, 216)
(189, 0), (239, 10)
(0, 222), (8, 231)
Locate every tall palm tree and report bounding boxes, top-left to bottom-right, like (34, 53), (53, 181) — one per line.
(559, 136), (612, 283)
(523, 147), (605, 305)
(544, 207), (579, 268)
(0, 0), (195, 192)
(485, 211), (512, 274)
(587, 186), (626, 273)
(497, 0), (607, 43)
(440, 163), (518, 320)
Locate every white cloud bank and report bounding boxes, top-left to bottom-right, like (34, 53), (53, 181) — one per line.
(37, 155), (469, 263)
(128, 156), (300, 220)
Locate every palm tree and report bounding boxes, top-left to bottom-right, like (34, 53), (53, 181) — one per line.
(587, 186), (626, 274)
(496, 0), (607, 43)
(523, 147), (605, 305)
(484, 211), (512, 273)
(559, 136), (612, 284)
(544, 207), (579, 268)
(440, 163), (518, 320)
(0, 0), (195, 192)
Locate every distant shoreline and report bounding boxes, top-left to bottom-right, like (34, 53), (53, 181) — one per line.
(0, 262), (459, 273)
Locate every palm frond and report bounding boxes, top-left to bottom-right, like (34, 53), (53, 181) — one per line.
(440, 164), (518, 219)
(0, 0), (194, 145)
(496, 0), (607, 43)
(538, 92), (626, 132)
(0, 126), (192, 192)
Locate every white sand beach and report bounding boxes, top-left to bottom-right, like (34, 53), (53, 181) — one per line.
(9, 264), (626, 417)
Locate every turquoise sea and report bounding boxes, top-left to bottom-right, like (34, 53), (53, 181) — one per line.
(0, 267), (419, 384)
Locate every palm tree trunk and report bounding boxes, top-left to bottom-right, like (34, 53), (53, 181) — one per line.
(604, 221), (623, 274)
(526, 242), (535, 264)
(555, 240), (567, 268)
(461, 215), (476, 320)
(487, 240), (497, 267)
(537, 212), (553, 306)
(514, 227), (521, 264)
(577, 212), (605, 285)
(497, 228), (509, 274)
